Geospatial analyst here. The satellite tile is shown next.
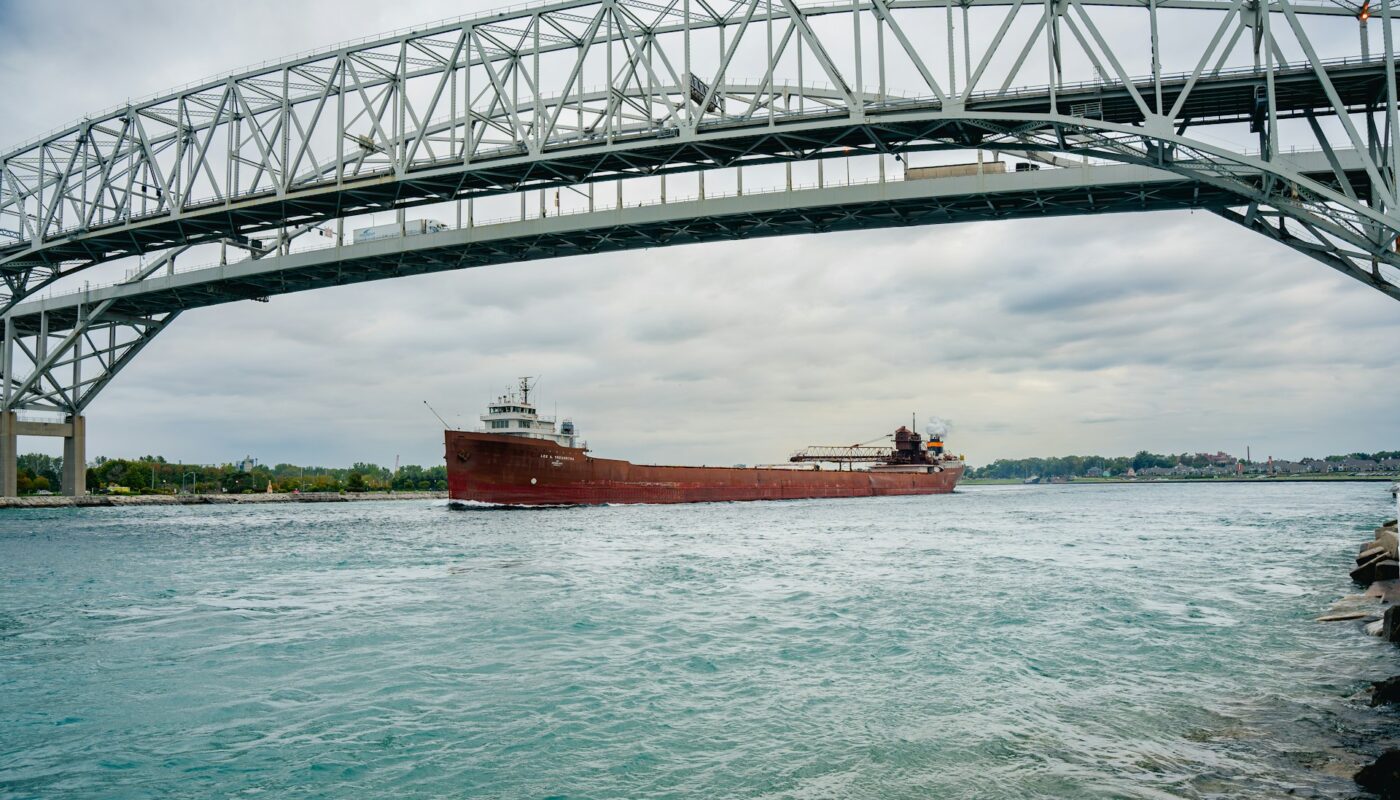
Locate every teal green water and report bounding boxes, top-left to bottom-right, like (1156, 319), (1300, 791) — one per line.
(1, 483), (1397, 798)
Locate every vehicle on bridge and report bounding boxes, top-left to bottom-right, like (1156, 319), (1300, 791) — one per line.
(353, 219), (448, 244)
(445, 378), (964, 506)
(904, 161), (1009, 180)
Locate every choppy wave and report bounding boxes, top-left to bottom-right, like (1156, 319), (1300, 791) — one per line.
(1, 482), (1396, 798)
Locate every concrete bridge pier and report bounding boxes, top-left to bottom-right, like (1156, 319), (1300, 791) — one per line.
(0, 411), (87, 497)
(62, 416), (86, 497)
(0, 412), (15, 498)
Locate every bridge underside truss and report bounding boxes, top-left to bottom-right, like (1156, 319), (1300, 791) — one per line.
(1, 227), (316, 415)
(1, 0), (1399, 423)
(2, 310), (177, 416)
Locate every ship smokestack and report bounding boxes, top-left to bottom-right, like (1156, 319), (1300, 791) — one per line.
(925, 418), (950, 456)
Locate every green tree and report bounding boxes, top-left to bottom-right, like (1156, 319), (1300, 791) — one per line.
(1131, 450), (1174, 471)
(221, 469), (257, 493)
(17, 453), (62, 488)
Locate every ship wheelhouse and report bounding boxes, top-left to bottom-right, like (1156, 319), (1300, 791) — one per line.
(479, 377), (582, 448)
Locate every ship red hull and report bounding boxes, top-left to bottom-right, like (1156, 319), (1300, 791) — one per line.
(445, 431), (963, 506)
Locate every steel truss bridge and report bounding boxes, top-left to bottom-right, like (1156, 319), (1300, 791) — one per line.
(1, 0), (1398, 495)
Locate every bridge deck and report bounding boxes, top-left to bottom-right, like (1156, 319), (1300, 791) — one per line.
(0, 163), (1276, 334)
(12, 145), (1368, 335)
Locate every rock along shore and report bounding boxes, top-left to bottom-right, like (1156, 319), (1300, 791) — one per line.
(1322, 513), (1400, 794)
(0, 491), (446, 509)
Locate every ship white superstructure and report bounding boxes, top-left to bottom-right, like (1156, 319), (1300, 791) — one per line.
(479, 377), (581, 448)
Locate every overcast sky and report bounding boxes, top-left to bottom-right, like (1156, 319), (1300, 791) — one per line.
(2, 0), (1398, 469)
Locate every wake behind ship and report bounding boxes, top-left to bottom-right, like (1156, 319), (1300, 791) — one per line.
(445, 379), (964, 506)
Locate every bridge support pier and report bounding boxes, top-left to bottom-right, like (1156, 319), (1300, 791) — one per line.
(0, 411), (15, 498)
(63, 416), (86, 497)
(0, 412), (87, 497)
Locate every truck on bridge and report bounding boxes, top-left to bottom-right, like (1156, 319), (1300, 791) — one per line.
(353, 219), (448, 244)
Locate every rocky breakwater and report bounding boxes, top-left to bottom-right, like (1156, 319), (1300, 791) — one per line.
(1320, 516), (1400, 794)
(0, 491), (447, 509)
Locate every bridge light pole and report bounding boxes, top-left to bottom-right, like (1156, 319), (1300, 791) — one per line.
(1361, 1), (1371, 59)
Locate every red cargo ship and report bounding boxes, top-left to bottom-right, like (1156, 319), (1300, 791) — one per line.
(445, 379), (964, 506)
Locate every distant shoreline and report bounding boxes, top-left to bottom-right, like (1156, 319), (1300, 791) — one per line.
(0, 491), (447, 509)
(962, 476), (1397, 486)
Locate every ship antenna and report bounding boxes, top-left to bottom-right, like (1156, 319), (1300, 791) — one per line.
(423, 400), (456, 430)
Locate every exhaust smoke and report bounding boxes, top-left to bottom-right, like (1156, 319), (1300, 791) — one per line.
(925, 417), (951, 440)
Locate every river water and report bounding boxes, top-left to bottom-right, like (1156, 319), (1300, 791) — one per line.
(1, 482), (1397, 798)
